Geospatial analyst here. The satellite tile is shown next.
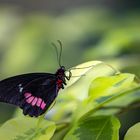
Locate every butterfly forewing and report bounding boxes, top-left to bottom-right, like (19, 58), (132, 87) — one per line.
(0, 73), (54, 106)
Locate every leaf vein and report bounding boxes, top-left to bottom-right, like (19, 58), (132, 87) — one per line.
(95, 119), (109, 140)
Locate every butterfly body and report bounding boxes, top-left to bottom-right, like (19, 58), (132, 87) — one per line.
(0, 66), (71, 117)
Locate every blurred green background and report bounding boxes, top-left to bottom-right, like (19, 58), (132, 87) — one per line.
(0, 0), (139, 139)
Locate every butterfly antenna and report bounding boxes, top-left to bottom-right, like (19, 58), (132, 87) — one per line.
(57, 40), (63, 67)
(51, 42), (59, 67)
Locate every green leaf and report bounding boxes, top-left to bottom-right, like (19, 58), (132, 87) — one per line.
(88, 73), (140, 116)
(64, 61), (118, 100)
(74, 73), (140, 121)
(0, 117), (56, 140)
(64, 116), (120, 140)
(124, 122), (140, 140)
(89, 73), (136, 101)
(80, 86), (140, 120)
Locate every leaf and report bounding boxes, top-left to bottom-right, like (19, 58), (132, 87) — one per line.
(66, 60), (103, 87)
(64, 116), (120, 140)
(73, 73), (140, 121)
(124, 122), (140, 140)
(64, 61), (118, 100)
(88, 73), (140, 116)
(0, 117), (56, 140)
(80, 86), (140, 121)
(89, 73), (136, 101)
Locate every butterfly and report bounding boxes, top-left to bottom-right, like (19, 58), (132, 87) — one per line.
(0, 41), (72, 117)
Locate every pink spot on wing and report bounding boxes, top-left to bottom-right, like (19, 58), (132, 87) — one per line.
(24, 92), (32, 98)
(32, 97), (38, 106)
(36, 98), (42, 107)
(24, 93), (46, 109)
(41, 101), (46, 110)
(26, 96), (34, 104)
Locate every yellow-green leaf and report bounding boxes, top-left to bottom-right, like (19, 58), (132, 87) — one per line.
(0, 117), (56, 140)
(124, 122), (140, 140)
(66, 60), (103, 87)
(89, 73), (136, 101)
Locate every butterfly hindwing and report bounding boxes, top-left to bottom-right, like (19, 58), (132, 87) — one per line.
(0, 73), (54, 106)
(20, 77), (58, 117)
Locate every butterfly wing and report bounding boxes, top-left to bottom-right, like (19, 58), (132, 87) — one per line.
(0, 73), (54, 106)
(19, 77), (58, 117)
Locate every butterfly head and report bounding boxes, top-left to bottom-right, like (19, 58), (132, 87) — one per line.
(56, 66), (66, 77)
(56, 66), (71, 81)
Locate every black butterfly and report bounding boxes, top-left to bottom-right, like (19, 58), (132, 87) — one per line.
(0, 41), (72, 117)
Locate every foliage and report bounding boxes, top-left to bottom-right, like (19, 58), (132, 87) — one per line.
(0, 61), (139, 140)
